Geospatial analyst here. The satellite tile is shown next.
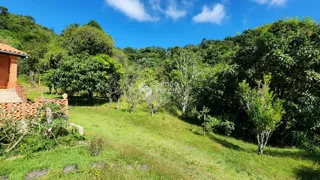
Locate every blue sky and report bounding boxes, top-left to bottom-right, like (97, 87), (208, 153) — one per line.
(1, 0), (319, 48)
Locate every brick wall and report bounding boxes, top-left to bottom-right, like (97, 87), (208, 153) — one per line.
(16, 83), (27, 102)
(0, 98), (68, 120)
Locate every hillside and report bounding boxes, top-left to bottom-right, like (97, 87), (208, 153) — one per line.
(0, 5), (319, 180)
(0, 84), (319, 179)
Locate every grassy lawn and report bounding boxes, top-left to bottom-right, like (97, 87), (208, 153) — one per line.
(0, 84), (319, 179)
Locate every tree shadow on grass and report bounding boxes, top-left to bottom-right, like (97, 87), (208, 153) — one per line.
(208, 134), (243, 151)
(295, 166), (320, 180)
(205, 132), (320, 179)
(181, 116), (202, 126)
(205, 133), (320, 162)
(68, 96), (109, 106)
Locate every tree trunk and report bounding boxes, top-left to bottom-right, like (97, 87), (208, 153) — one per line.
(116, 98), (120, 110)
(88, 91), (94, 105)
(182, 104), (187, 118)
(109, 95), (113, 107)
(257, 130), (272, 155)
(151, 104), (155, 117)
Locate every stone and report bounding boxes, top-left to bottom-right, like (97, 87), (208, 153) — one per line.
(63, 164), (78, 174)
(91, 162), (106, 169)
(127, 165), (135, 170)
(25, 168), (48, 180)
(0, 176), (9, 180)
(140, 164), (150, 171)
(68, 123), (84, 135)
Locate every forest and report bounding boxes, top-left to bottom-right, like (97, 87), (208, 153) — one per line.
(0, 5), (319, 155)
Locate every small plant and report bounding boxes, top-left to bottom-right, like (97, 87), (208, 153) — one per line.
(239, 74), (285, 155)
(195, 106), (235, 136)
(89, 138), (104, 156)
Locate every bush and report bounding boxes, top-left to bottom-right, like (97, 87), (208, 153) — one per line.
(194, 106), (235, 136)
(203, 116), (235, 137)
(0, 103), (83, 155)
(17, 135), (56, 155)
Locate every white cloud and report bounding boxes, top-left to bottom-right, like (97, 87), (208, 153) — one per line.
(251, 0), (288, 6)
(192, 3), (226, 24)
(252, 0), (268, 4)
(165, 4), (187, 20)
(106, 0), (158, 22)
(149, 0), (163, 11)
(181, 0), (193, 7)
(269, 0), (287, 6)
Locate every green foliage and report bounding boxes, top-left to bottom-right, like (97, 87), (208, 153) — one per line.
(239, 75), (285, 154)
(122, 69), (144, 112)
(195, 107), (235, 136)
(61, 24), (114, 56)
(167, 49), (202, 117)
(1, 6), (319, 153)
(0, 103), (82, 156)
(44, 54), (123, 99)
(87, 20), (103, 30)
(234, 18), (320, 147)
(239, 75), (285, 133)
(0, 118), (24, 153)
(18, 134), (56, 155)
(124, 46), (166, 68)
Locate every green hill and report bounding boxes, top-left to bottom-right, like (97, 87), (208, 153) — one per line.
(0, 85), (319, 179)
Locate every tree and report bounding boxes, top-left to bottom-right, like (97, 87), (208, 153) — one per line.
(234, 18), (320, 147)
(0, 6), (8, 16)
(45, 54), (122, 104)
(94, 54), (124, 106)
(87, 20), (103, 30)
(143, 82), (170, 117)
(61, 25), (114, 56)
(122, 70), (143, 112)
(168, 49), (201, 117)
(239, 75), (285, 155)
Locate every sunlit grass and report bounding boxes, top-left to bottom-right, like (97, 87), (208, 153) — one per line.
(1, 83), (319, 179)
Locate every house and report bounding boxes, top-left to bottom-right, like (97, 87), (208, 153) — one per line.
(0, 43), (28, 103)
(0, 43), (68, 120)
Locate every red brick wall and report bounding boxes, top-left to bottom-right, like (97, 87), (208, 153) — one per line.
(16, 83), (27, 102)
(7, 55), (18, 89)
(0, 98), (68, 120)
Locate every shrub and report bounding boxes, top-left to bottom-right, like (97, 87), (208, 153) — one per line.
(195, 106), (235, 136)
(0, 103), (83, 155)
(203, 116), (235, 137)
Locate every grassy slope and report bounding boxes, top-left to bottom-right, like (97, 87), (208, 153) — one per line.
(0, 85), (319, 179)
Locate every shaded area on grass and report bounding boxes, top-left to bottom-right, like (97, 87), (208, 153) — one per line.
(208, 133), (320, 161)
(295, 166), (320, 180)
(207, 133), (320, 179)
(209, 135), (242, 151)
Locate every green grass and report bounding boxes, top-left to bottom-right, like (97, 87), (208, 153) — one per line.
(1, 84), (319, 179)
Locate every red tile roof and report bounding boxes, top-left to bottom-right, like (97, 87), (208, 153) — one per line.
(0, 43), (28, 57)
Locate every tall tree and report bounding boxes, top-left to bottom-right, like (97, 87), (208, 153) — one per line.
(168, 49), (201, 117)
(61, 24), (114, 56)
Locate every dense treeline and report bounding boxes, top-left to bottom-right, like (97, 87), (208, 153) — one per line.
(0, 6), (319, 153)
(122, 19), (320, 151)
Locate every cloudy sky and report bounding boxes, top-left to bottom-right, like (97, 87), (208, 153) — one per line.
(1, 0), (319, 48)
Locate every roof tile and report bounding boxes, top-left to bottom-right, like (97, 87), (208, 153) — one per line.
(0, 43), (28, 57)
